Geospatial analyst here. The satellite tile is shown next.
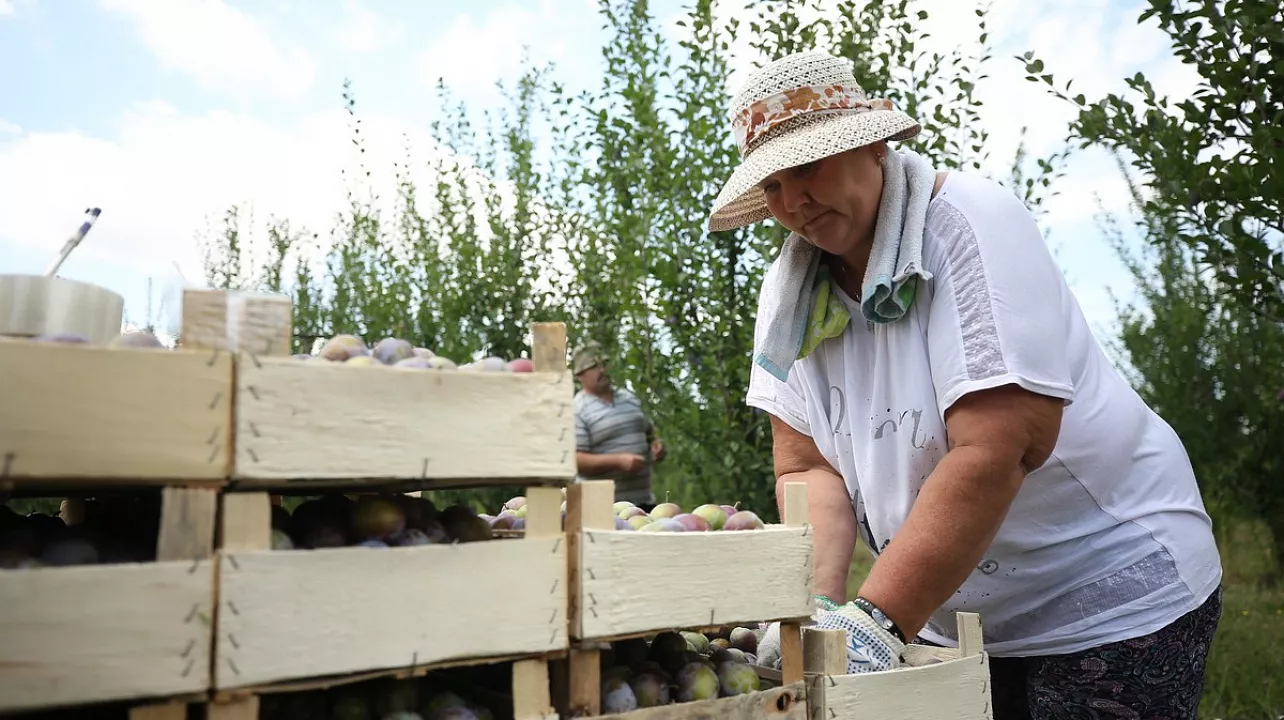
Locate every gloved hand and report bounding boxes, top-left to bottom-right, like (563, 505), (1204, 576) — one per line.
(756, 596), (906, 674)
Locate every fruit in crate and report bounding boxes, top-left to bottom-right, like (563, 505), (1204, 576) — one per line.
(724, 510), (765, 531)
(675, 661), (720, 701)
(319, 334), (370, 361)
(34, 332), (89, 344)
(692, 503), (728, 530)
(602, 675), (639, 712)
(351, 496), (408, 543)
(373, 337), (415, 365)
(649, 502), (682, 519)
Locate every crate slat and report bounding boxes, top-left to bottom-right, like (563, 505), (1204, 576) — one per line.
(575, 526), (814, 639)
(0, 560), (216, 712)
(0, 341), (232, 482)
(230, 357), (576, 484)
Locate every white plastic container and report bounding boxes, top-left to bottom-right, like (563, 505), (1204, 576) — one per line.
(0, 274), (124, 345)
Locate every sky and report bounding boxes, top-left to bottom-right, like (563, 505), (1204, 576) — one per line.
(0, 0), (1200, 350)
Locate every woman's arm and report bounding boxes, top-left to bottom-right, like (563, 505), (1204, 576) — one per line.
(854, 383), (1064, 641)
(769, 414), (858, 604)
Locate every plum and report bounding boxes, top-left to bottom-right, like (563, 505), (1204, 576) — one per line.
(319, 334), (369, 361)
(719, 504), (739, 519)
(351, 496), (407, 542)
(373, 337), (415, 365)
(503, 496), (527, 513)
(709, 638), (731, 653)
(675, 661), (720, 702)
(730, 626), (758, 654)
(391, 528), (432, 547)
(109, 331), (164, 349)
(692, 504), (728, 531)
(441, 510), (493, 543)
(491, 511), (520, 531)
(292, 353), (314, 360)
(345, 355), (379, 366)
(412, 347), (436, 359)
(681, 631), (710, 654)
(427, 356), (458, 370)
(613, 500), (635, 514)
(649, 502), (682, 519)
(39, 537), (99, 566)
(476, 356), (507, 372)
(614, 516), (631, 530)
(674, 513), (710, 532)
(601, 676), (638, 713)
(394, 356), (435, 369)
(716, 661), (761, 696)
(626, 515), (653, 530)
(270, 528), (295, 550)
(638, 518), (683, 533)
(724, 510), (765, 531)
(34, 332), (88, 344)
(618, 506), (647, 521)
(506, 358), (535, 373)
(629, 671), (670, 707)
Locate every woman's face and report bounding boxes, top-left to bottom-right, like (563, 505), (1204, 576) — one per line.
(758, 143), (885, 258)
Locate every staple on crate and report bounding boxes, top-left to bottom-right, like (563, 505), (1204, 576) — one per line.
(248, 422), (261, 438)
(182, 658), (196, 678)
(226, 658), (241, 676)
(207, 426), (221, 444)
(205, 348), (222, 367)
(184, 604), (201, 623)
(209, 390), (223, 409)
(226, 600), (240, 615)
(3, 451), (15, 477)
(228, 633), (240, 650)
(549, 579), (559, 594)
(207, 445), (221, 463)
(181, 639), (197, 658)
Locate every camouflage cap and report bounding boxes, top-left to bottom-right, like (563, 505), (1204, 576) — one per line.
(571, 341), (607, 375)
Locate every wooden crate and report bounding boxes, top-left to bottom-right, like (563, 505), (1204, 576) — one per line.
(0, 488), (219, 714)
(0, 339), (233, 486)
(212, 486), (570, 691)
(801, 613), (992, 720)
(228, 351), (576, 487)
(203, 656), (558, 720)
(559, 481), (814, 716)
(175, 288), (578, 488)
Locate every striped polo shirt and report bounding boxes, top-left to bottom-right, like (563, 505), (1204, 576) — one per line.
(574, 386), (655, 504)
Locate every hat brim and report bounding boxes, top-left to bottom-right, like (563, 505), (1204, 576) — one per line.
(707, 110), (921, 233)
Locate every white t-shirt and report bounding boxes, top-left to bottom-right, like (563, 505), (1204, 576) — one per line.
(746, 171), (1223, 657)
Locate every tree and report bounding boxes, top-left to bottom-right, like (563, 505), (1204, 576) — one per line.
(1024, 0), (1284, 319)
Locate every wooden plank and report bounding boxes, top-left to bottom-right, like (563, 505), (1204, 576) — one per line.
(230, 356), (577, 483)
(531, 322), (568, 373)
(567, 480), (616, 717)
(0, 561), (216, 713)
(779, 483), (808, 686)
(157, 487), (218, 562)
(179, 289), (231, 352)
(582, 681), (807, 720)
(957, 612), (984, 657)
(214, 537), (567, 689)
(0, 341), (232, 481)
(574, 526), (813, 639)
(179, 289), (292, 356)
(820, 653), (992, 720)
(219, 492), (271, 551)
(513, 658), (557, 720)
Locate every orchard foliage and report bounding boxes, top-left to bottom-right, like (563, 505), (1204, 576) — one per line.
(199, 0), (1063, 519)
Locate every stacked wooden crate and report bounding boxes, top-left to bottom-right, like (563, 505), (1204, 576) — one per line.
(0, 326), (229, 718)
(557, 479), (816, 719)
(180, 290), (573, 720)
(0, 288), (577, 719)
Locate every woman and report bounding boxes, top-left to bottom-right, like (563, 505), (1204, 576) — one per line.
(714, 51), (1223, 719)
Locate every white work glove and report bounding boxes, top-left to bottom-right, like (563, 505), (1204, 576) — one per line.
(757, 596), (906, 674)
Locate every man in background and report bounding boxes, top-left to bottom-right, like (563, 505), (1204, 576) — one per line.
(571, 341), (665, 510)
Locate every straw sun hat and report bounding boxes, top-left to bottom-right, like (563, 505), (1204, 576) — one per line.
(706, 50), (922, 233)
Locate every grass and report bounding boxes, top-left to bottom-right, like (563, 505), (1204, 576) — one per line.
(844, 519), (1283, 720)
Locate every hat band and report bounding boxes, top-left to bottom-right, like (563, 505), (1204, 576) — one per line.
(732, 83), (893, 156)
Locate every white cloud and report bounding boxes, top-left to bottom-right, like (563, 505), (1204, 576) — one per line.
(100, 0), (317, 102)
(0, 0), (14, 18)
(414, 0), (605, 104)
(0, 102), (449, 288)
(334, 0), (402, 55)
(0, 118), (20, 135)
